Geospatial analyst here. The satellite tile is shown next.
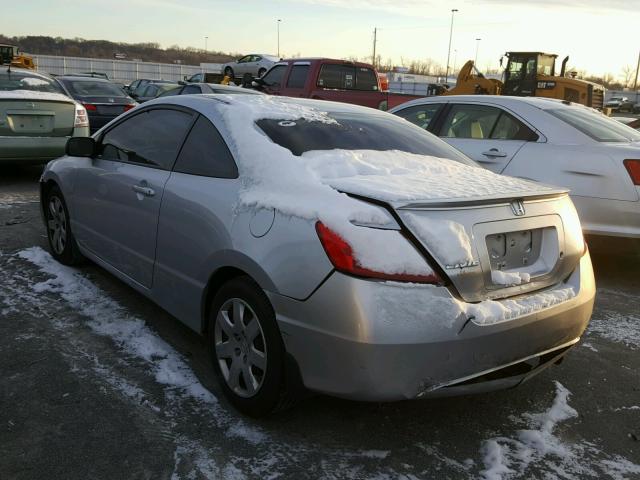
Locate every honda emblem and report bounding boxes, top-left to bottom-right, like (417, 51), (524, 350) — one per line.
(510, 200), (526, 216)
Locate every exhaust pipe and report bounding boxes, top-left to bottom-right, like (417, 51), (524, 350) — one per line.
(560, 56), (569, 77)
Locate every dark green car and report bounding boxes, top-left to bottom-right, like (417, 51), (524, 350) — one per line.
(0, 69), (89, 165)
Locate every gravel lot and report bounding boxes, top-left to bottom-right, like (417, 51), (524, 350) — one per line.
(1, 165), (639, 480)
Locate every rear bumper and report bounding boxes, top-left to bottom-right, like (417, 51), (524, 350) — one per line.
(0, 127), (89, 164)
(269, 251), (595, 401)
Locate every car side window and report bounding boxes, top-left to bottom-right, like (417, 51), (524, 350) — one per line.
(286, 65), (309, 88)
(355, 67), (378, 91)
(182, 85), (201, 94)
(394, 104), (443, 131)
(317, 64), (355, 89)
(491, 112), (538, 141)
(173, 116), (238, 178)
(143, 85), (159, 97)
(238, 56), (250, 63)
(439, 104), (502, 139)
(261, 65), (287, 87)
(253, 55), (262, 62)
(99, 109), (193, 170)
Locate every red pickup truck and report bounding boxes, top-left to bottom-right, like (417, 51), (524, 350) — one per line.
(253, 58), (420, 110)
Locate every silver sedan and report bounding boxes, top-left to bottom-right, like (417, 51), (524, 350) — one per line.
(40, 95), (595, 417)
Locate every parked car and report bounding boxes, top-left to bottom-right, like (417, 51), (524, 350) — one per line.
(613, 116), (640, 130)
(221, 54), (279, 80)
(605, 96), (634, 112)
(127, 79), (175, 98)
(56, 76), (136, 133)
(254, 58), (420, 110)
(41, 95), (594, 417)
(390, 95), (640, 239)
(0, 69), (89, 165)
(133, 82), (180, 103)
(184, 72), (225, 84)
(159, 83), (264, 97)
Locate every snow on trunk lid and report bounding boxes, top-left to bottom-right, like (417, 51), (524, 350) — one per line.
(396, 193), (584, 303)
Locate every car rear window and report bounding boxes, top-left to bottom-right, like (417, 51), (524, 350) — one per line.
(0, 72), (63, 93)
(317, 64), (379, 91)
(255, 112), (475, 165)
(547, 106), (640, 142)
(64, 80), (126, 97)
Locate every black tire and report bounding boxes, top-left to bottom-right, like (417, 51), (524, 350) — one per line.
(208, 276), (298, 417)
(258, 68), (266, 78)
(44, 186), (84, 266)
(224, 67), (234, 79)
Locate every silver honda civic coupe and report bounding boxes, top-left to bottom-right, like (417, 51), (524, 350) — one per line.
(40, 95), (595, 417)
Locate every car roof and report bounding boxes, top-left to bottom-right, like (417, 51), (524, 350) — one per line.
(389, 94), (587, 112)
(0, 68), (55, 80)
(279, 57), (375, 68)
(203, 83), (263, 94)
(57, 75), (111, 82)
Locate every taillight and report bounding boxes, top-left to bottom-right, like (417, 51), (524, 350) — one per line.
(123, 104), (135, 112)
(74, 104), (89, 128)
(315, 221), (440, 284)
(624, 159), (640, 185)
(82, 103), (97, 111)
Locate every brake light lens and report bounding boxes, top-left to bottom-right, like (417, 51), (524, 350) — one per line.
(624, 159), (640, 186)
(74, 104), (89, 128)
(123, 104), (135, 112)
(82, 102), (97, 111)
(315, 221), (441, 284)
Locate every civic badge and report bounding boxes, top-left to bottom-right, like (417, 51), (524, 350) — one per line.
(510, 199), (525, 216)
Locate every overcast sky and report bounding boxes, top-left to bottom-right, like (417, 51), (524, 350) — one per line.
(5, 0), (640, 79)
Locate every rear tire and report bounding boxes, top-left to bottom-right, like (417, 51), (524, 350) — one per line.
(258, 68), (267, 77)
(45, 186), (84, 266)
(208, 276), (299, 417)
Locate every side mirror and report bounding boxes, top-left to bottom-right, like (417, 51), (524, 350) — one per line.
(183, 75), (188, 81)
(66, 137), (96, 157)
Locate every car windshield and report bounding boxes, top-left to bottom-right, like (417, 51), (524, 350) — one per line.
(547, 106), (640, 143)
(64, 80), (125, 97)
(0, 72), (63, 93)
(256, 112), (476, 165)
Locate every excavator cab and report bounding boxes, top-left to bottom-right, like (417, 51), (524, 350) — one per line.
(0, 44), (16, 66)
(503, 52), (557, 96)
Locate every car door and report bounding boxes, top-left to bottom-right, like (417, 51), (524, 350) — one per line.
(72, 107), (195, 288)
(434, 103), (537, 173)
(281, 62), (310, 97)
(234, 55), (251, 76)
(259, 64), (288, 95)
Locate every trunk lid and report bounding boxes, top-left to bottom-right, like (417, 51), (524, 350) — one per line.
(78, 95), (131, 116)
(0, 93), (76, 137)
(390, 190), (583, 303)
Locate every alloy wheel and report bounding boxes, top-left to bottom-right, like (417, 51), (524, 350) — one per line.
(47, 195), (67, 255)
(214, 298), (267, 398)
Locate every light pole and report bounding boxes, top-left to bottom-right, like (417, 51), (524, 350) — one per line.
(474, 38), (481, 66)
(204, 36), (208, 53)
(453, 49), (458, 74)
(277, 19), (282, 58)
(445, 8), (458, 82)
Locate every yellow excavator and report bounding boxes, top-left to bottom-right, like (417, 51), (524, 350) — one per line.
(0, 44), (36, 70)
(445, 52), (605, 109)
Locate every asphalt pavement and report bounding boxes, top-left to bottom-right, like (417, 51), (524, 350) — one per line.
(1, 165), (639, 480)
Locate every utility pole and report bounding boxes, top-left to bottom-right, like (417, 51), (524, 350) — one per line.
(634, 50), (640, 102)
(445, 8), (458, 83)
(372, 27), (377, 68)
(277, 19), (282, 58)
(474, 38), (481, 65)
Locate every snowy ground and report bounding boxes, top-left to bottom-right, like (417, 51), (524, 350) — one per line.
(1, 166), (639, 480)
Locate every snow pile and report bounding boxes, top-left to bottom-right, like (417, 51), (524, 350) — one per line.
(214, 96), (548, 278)
(0, 89), (72, 102)
(491, 270), (531, 286)
(404, 214), (474, 266)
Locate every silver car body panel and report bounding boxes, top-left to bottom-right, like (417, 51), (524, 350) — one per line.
(41, 95), (596, 401)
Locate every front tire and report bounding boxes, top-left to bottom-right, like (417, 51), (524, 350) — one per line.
(45, 186), (84, 265)
(208, 276), (296, 417)
(224, 67), (234, 79)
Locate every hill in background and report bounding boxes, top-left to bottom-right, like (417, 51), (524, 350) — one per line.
(0, 34), (239, 65)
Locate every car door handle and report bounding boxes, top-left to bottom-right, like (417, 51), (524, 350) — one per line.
(132, 185), (155, 197)
(482, 149), (508, 158)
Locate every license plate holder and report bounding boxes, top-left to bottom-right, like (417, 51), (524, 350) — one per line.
(486, 229), (542, 270)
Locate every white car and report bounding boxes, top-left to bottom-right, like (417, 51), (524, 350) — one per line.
(221, 54), (280, 80)
(390, 96), (640, 239)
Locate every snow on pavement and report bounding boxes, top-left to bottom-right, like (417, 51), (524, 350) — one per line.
(478, 382), (640, 479)
(588, 288), (640, 349)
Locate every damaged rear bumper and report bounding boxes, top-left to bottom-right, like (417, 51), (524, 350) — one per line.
(269, 251), (595, 402)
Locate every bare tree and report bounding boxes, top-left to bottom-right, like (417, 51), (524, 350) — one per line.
(621, 65), (635, 88)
